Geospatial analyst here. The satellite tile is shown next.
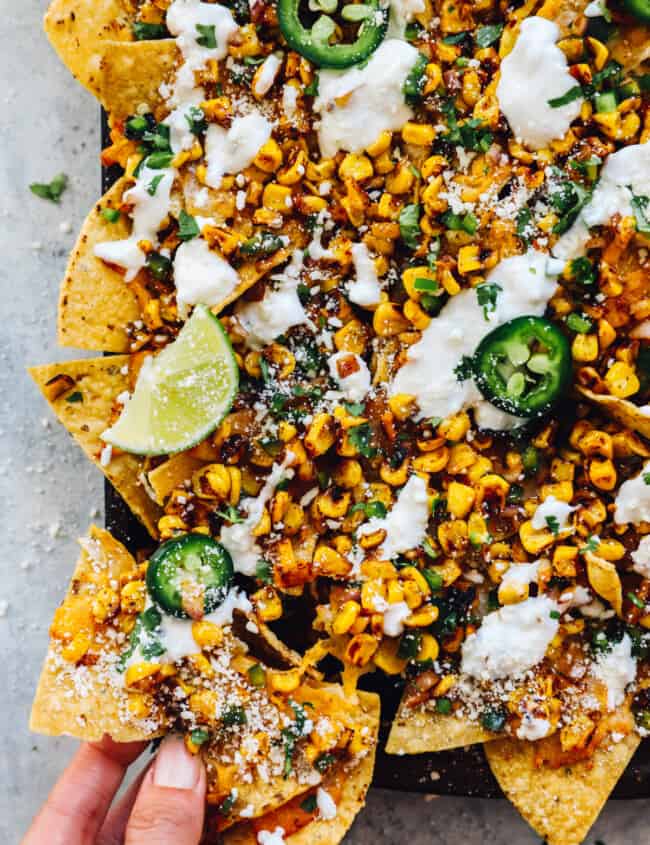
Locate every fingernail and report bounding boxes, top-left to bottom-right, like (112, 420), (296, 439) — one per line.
(153, 735), (201, 790)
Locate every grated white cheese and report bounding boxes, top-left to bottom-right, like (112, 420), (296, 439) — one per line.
(516, 714), (552, 741)
(257, 828), (286, 845)
(382, 601), (411, 637)
(252, 53), (283, 98)
(316, 787), (338, 820)
(591, 634), (637, 710)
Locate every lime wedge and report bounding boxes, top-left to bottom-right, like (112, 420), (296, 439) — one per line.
(102, 305), (239, 455)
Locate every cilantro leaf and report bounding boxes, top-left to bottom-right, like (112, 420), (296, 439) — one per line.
(402, 53), (429, 105)
(185, 105), (207, 135)
(545, 515), (560, 535)
(476, 282), (501, 320)
(101, 207), (121, 223)
(454, 355), (474, 382)
(29, 173), (68, 203)
(399, 203), (422, 249)
(475, 23), (504, 48)
(300, 794), (318, 813)
(132, 21), (170, 40)
(348, 423), (377, 458)
(196, 23), (217, 48)
(441, 209), (478, 234)
(178, 209), (200, 241)
(146, 174), (164, 196)
(630, 190), (650, 235)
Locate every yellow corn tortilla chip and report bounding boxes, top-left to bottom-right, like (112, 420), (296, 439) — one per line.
(222, 692), (380, 845)
(44, 0), (133, 93)
(485, 733), (641, 845)
(147, 453), (207, 505)
(386, 696), (496, 754)
(579, 386), (650, 440)
(29, 357), (160, 537)
(30, 526), (163, 742)
(611, 24), (650, 72)
(58, 177), (141, 352)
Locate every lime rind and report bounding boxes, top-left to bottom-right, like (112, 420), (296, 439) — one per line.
(102, 305), (239, 455)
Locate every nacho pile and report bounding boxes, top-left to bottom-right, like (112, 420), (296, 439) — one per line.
(32, 0), (650, 840)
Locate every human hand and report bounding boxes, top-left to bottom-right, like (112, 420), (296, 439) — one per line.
(22, 734), (206, 845)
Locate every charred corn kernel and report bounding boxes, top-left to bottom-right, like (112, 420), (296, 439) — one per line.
(540, 481), (574, 503)
(192, 620), (224, 649)
(263, 182), (292, 212)
(579, 430), (613, 459)
(417, 634), (439, 662)
(402, 580), (424, 610)
(119, 581), (145, 615)
(252, 507), (271, 536)
(374, 639), (408, 674)
(498, 579), (529, 605)
(468, 512), (490, 546)
(373, 302), (410, 336)
(462, 70), (481, 106)
(598, 318), (616, 349)
(277, 421), (298, 443)
(339, 153), (374, 181)
(188, 653), (214, 678)
(61, 633), (92, 663)
(439, 412), (470, 442)
(413, 447), (449, 474)
(488, 558), (510, 583)
(596, 538), (626, 561)
(404, 604), (440, 628)
(283, 503), (304, 534)
(434, 674), (456, 697)
(205, 463), (232, 498)
(271, 490), (290, 524)
(333, 459), (363, 489)
(314, 545), (351, 577)
(268, 668), (301, 693)
(316, 490), (351, 518)
(587, 458), (617, 491)
(457, 244), (481, 274)
(361, 579), (387, 612)
(466, 456), (492, 483)
(345, 633), (379, 667)
(402, 266), (436, 300)
(158, 515), (188, 539)
(553, 545), (578, 577)
(421, 155), (447, 179)
(128, 693), (152, 720)
(604, 362), (640, 398)
(475, 474), (509, 507)
(277, 150), (307, 185)
(423, 62), (443, 94)
(388, 393), (417, 421)
(125, 662), (161, 690)
(366, 130), (392, 157)
(254, 138), (283, 173)
(572, 333), (599, 362)
(332, 600), (361, 634)
(253, 585), (283, 621)
(90, 586), (119, 622)
(404, 298), (432, 328)
(334, 319), (367, 354)
(301, 195), (328, 214)
(374, 150), (395, 174)
(380, 459), (410, 486)
(189, 689), (218, 719)
(447, 481), (475, 518)
(386, 162), (415, 194)
(377, 192), (402, 220)
(519, 520), (555, 554)
(305, 413), (336, 456)
(386, 580), (405, 604)
(402, 122), (436, 146)
(430, 557), (463, 586)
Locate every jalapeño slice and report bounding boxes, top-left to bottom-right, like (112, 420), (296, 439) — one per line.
(623, 0), (650, 22)
(278, 0), (388, 69)
(146, 534), (234, 619)
(473, 316), (571, 418)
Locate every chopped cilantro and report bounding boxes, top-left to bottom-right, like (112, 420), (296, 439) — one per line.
(241, 231), (285, 256)
(422, 568), (443, 591)
(29, 173), (68, 203)
(348, 423), (377, 458)
(442, 31), (469, 44)
(132, 21), (170, 40)
(580, 535), (600, 554)
(65, 391), (83, 403)
(300, 794), (318, 813)
(101, 207), (121, 223)
(550, 610), (561, 620)
(304, 74), (319, 97)
(435, 697), (452, 714)
(342, 400), (365, 416)
(441, 209), (478, 235)
(630, 190), (650, 235)
(547, 168), (592, 235)
(145, 151), (174, 169)
(402, 53), (429, 105)
(516, 207), (534, 244)
(475, 23), (504, 47)
(453, 355), (474, 382)
(351, 500), (387, 519)
(399, 203), (422, 249)
(476, 282), (501, 320)
(522, 445), (539, 476)
(195, 23), (217, 48)
(569, 155), (602, 182)
(397, 630), (422, 660)
(404, 21), (423, 41)
(247, 663), (266, 687)
(255, 559), (273, 583)
(190, 727), (210, 746)
(146, 174), (164, 196)
(481, 707), (507, 733)
(628, 592), (645, 610)
(281, 701), (309, 777)
(117, 606), (163, 671)
(259, 357), (271, 384)
(568, 256), (597, 286)
(549, 61), (621, 108)
(440, 100), (492, 152)
(178, 209), (200, 241)
(216, 505), (244, 524)
(314, 752), (336, 773)
(545, 515), (560, 536)
(185, 105), (207, 135)
(566, 312), (592, 333)
(218, 790), (237, 815)
(221, 705), (247, 727)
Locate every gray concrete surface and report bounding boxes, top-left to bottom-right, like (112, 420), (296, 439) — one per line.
(0, 2), (648, 843)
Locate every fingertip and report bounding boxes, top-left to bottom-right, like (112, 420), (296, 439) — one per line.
(153, 735), (204, 791)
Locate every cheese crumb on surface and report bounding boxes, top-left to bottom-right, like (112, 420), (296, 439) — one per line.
(531, 496), (576, 532)
(316, 787), (338, 820)
(591, 634), (637, 710)
(614, 461), (650, 524)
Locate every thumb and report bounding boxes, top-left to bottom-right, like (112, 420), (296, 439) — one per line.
(125, 736), (206, 845)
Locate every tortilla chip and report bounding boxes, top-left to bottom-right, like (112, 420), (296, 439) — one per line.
(386, 697), (496, 754)
(485, 733), (641, 845)
(147, 453), (206, 505)
(58, 178), (141, 352)
(88, 40), (179, 122)
(44, 0), (133, 92)
(221, 692), (380, 845)
(30, 526), (162, 742)
(29, 357), (160, 537)
(611, 24), (650, 72)
(579, 386), (650, 440)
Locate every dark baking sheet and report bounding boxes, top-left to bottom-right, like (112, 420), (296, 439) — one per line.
(101, 112), (650, 799)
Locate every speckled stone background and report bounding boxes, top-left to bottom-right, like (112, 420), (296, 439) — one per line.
(1, 3), (649, 843)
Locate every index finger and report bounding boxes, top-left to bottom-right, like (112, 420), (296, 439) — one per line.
(22, 737), (147, 845)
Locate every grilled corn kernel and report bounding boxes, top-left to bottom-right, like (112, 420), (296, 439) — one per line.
(119, 581), (145, 615)
(572, 333), (599, 362)
(374, 639), (408, 674)
(304, 413), (336, 456)
(413, 447), (449, 474)
(388, 393), (417, 421)
(339, 153), (374, 181)
(447, 481), (475, 518)
(344, 633), (379, 667)
(588, 458), (617, 491)
(402, 122), (436, 146)
(417, 633), (440, 662)
(253, 585), (283, 621)
(332, 600), (361, 634)
(333, 459), (363, 489)
(519, 520), (555, 554)
(405, 605), (439, 627)
(268, 668), (302, 693)
(373, 302), (410, 336)
(366, 130), (392, 157)
(254, 138), (283, 173)
(386, 162), (415, 194)
(498, 580), (529, 605)
(604, 362), (640, 398)
(263, 182), (293, 212)
(314, 545), (352, 577)
(439, 412), (470, 442)
(192, 620), (224, 649)
(125, 662), (161, 690)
